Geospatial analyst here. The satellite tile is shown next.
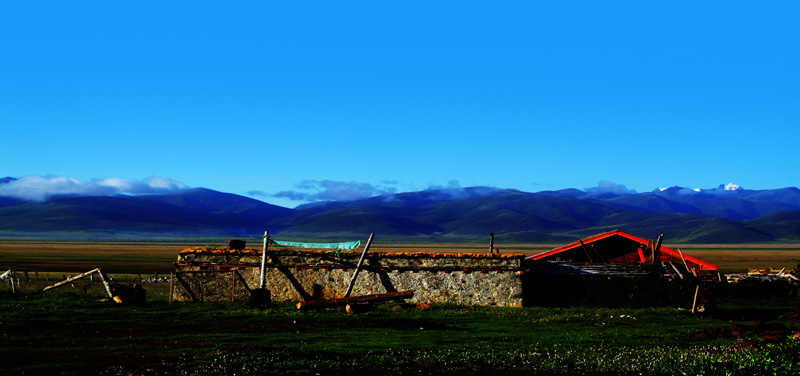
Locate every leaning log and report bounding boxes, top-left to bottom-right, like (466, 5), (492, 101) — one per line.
(37, 268), (114, 298)
(296, 290), (414, 310)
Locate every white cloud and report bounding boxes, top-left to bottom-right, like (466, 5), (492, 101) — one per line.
(0, 175), (189, 201)
(421, 180), (501, 200)
(585, 180), (636, 195)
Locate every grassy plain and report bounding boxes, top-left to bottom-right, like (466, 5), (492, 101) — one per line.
(2, 288), (800, 376)
(2, 240), (800, 375)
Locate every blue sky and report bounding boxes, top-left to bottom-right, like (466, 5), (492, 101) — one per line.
(2, 2), (798, 208)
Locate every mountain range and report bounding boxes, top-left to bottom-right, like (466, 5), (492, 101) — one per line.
(2, 178), (800, 243)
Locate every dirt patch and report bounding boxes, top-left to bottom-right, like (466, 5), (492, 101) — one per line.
(686, 322), (795, 340)
(684, 321), (799, 352)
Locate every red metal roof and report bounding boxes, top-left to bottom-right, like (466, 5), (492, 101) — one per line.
(528, 230), (718, 271)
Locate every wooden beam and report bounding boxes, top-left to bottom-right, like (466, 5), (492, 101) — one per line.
(344, 233), (375, 298)
(667, 261), (684, 279)
(37, 268), (100, 294)
(296, 290), (413, 310)
(677, 248), (695, 276)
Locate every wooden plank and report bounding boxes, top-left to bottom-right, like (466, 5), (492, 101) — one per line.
(344, 233), (375, 298)
(296, 290), (413, 310)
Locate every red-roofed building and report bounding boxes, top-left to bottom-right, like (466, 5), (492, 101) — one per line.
(528, 230), (718, 272)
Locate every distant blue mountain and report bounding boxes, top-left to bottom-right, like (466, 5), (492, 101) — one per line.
(2, 182), (800, 242)
(0, 188), (293, 238)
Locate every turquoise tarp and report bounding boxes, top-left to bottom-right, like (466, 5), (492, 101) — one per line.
(272, 240), (361, 251)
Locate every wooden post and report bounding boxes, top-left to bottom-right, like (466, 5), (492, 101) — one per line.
(691, 284), (701, 314)
(10, 271), (16, 294)
(169, 272), (174, 304)
(345, 233), (375, 298)
(260, 231), (269, 289)
(96, 269), (114, 298)
(489, 233), (494, 254)
(653, 233), (664, 263)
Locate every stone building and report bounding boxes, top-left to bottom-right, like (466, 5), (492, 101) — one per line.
(172, 248), (525, 307)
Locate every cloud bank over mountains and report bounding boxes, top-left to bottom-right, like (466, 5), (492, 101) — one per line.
(0, 176), (189, 201)
(271, 179), (504, 204)
(272, 180), (399, 202)
(1, 175), (748, 206)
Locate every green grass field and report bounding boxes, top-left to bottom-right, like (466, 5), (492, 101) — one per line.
(2, 285), (799, 376)
(2, 240), (800, 375)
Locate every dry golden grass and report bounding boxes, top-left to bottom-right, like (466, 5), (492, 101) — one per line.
(2, 240), (799, 274)
(368, 242), (557, 256)
(0, 240), (198, 273)
(672, 246), (800, 272)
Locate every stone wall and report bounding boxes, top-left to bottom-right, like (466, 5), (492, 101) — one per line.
(172, 250), (524, 307)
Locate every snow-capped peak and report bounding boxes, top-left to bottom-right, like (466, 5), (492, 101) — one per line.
(654, 184), (743, 196)
(722, 183), (743, 191)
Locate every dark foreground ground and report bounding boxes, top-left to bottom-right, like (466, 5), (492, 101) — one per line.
(2, 279), (800, 376)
